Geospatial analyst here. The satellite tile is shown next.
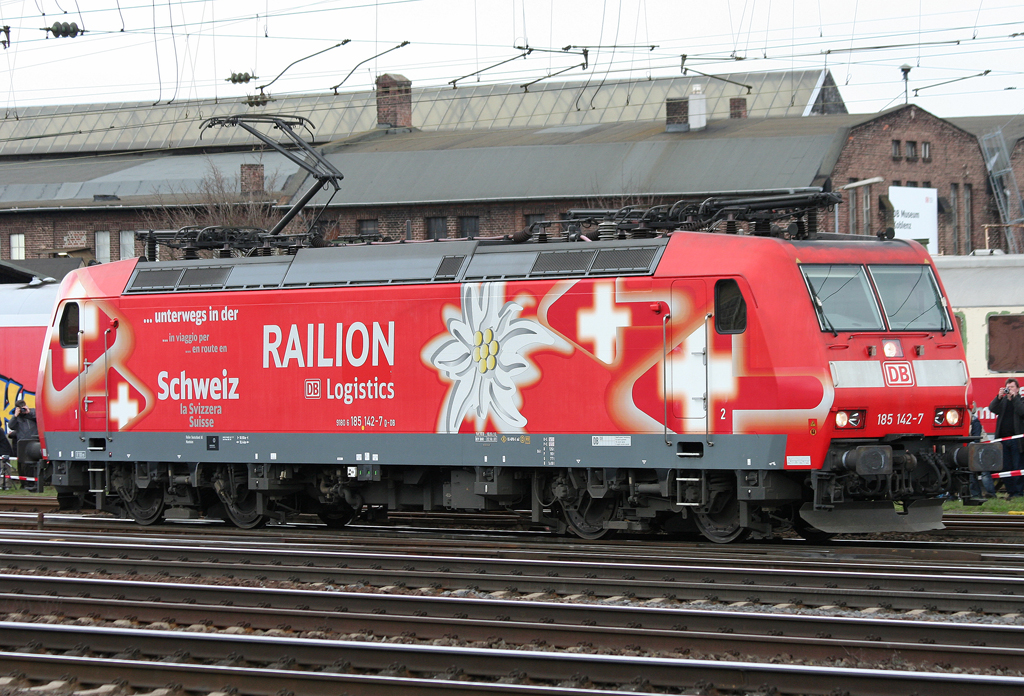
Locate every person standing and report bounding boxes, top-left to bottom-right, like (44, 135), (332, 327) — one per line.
(989, 379), (1024, 498)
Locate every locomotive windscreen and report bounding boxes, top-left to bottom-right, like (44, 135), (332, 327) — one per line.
(802, 263), (951, 333)
(801, 264), (885, 332)
(868, 265), (952, 332)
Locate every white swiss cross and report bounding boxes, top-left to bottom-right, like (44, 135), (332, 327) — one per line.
(109, 382), (139, 430)
(577, 282), (631, 364)
(667, 325), (735, 418)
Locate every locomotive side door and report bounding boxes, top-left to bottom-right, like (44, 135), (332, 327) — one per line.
(668, 280), (709, 432)
(56, 300), (113, 440)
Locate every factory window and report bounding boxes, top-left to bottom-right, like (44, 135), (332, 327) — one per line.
(9, 233), (24, 260)
(905, 141), (917, 160)
(861, 185), (872, 236)
(525, 213), (545, 228)
(715, 279), (746, 334)
(59, 302), (79, 347)
(891, 140), (901, 158)
(921, 142), (931, 160)
(458, 216), (479, 238)
(963, 184), (973, 253)
(120, 231), (136, 260)
(950, 183), (960, 254)
(922, 181), (931, 189)
(847, 179), (858, 235)
(358, 219), (378, 237)
(95, 230), (110, 263)
(988, 315), (1024, 372)
(426, 217), (447, 240)
(906, 181), (918, 188)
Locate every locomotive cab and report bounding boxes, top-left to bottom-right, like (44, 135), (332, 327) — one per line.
(794, 253), (1001, 533)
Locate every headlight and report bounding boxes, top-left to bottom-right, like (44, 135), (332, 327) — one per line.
(882, 339), (903, 358)
(835, 410), (865, 429)
(934, 408), (963, 427)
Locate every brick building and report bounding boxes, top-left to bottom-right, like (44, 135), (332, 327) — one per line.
(0, 70), (1019, 262)
(828, 105), (1022, 255)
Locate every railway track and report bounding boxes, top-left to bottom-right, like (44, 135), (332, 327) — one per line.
(2, 573), (1024, 670)
(1, 528), (1024, 614)
(4, 496), (1024, 534)
(1, 526), (1024, 693)
(3, 620), (1021, 696)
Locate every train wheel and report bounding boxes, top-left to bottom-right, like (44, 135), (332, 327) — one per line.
(793, 513), (836, 543)
(213, 465), (267, 529)
(561, 491), (617, 540)
(111, 465), (165, 526)
(692, 474), (749, 544)
(317, 505), (355, 528)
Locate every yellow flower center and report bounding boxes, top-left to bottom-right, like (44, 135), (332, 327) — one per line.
(474, 327), (500, 373)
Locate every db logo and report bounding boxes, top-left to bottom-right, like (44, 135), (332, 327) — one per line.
(883, 362), (915, 387)
(304, 379), (322, 399)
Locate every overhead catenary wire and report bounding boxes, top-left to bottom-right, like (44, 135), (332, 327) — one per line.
(0, 2), (1018, 114)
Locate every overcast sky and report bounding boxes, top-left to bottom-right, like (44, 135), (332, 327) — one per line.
(0, 0), (1020, 120)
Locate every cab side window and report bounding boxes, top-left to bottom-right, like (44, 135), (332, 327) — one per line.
(715, 279), (746, 334)
(59, 302), (79, 347)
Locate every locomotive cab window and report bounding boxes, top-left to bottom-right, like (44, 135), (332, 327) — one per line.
(58, 302), (80, 347)
(868, 265), (952, 332)
(715, 279), (746, 333)
(800, 265), (884, 332)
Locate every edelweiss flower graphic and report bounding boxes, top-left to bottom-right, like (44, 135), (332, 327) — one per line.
(424, 282), (563, 433)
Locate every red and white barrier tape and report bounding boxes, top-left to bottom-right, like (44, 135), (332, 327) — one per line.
(1, 469), (36, 483)
(989, 434), (1024, 444)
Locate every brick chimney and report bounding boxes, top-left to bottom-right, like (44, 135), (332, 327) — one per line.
(376, 73), (412, 129)
(730, 97), (748, 119)
(240, 163), (264, 194)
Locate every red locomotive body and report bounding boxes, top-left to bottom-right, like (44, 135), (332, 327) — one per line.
(37, 217), (1001, 541)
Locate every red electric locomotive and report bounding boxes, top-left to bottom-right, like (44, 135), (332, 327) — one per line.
(32, 118), (1001, 542)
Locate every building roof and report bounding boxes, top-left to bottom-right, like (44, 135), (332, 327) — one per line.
(0, 70), (841, 157)
(0, 151), (292, 209)
(8, 257), (85, 281)
(948, 115), (1024, 146)
(0, 113), (865, 211)
(303, 114), (869, 207)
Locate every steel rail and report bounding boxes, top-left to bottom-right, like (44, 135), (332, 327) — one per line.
(4, 529), (1024, 580)
(2, 547), (1024, 614)
(1, 623), (1022, 696)
(3, 585), (1024, 671)
(2, 534), (1024, 612)
(4, 532), (1024, 588)
(1, 573), (1021, 647)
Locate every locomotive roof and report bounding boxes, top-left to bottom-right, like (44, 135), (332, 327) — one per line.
(119, 231), (935, 297)
(123, 237), (670, 295)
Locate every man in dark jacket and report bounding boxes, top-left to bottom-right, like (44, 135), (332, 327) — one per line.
(7, 399), (38, 458)
(990, 379), (1024, 497)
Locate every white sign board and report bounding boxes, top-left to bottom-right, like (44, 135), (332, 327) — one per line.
(888, 186), (938, 251)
